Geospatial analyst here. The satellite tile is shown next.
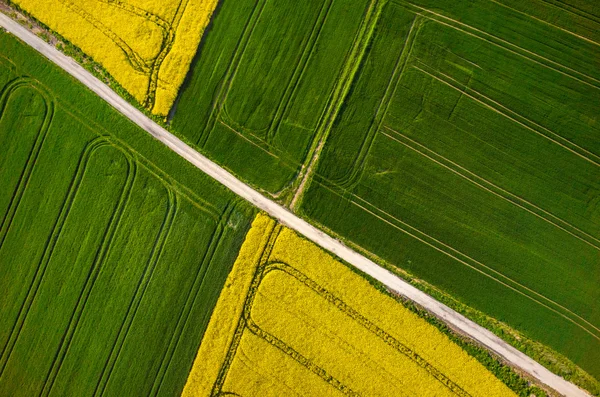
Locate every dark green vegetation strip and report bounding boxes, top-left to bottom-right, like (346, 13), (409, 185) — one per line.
(0, 32), (254, 397)
(299, 0), (600, 382)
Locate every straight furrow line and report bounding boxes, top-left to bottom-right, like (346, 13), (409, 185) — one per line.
(487, 0), (600, 46)
(539, 0), (600, 24)
(197, 0), (269, 147)
(289, 0), (386, 209)
(312, 174), (600, 340)
(215, 0), (334, 143)
(40, 150), (137, 397)
(334, 13), (422, 190)
(93, 187), (177, 397)
(218, 119), (316, 172)
(149, 201), (237, 397)
(0, 138), (111, 377)
(219, 120), (280, 160)
(380, 126), (600, 251)
(394, 0), (600, 89)
(413, 64), (600, 166)
(331, 187), (600, 340)
(266, 0), (335, 143)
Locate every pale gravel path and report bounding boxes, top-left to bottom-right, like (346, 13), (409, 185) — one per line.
(0, 12), (590, 397)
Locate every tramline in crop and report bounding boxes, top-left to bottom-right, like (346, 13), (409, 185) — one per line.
(184, 214), (520, 396)
(10, 0), (219, 115)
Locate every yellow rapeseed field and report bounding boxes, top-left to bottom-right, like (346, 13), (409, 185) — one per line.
(183, 214), (517, 396)
(13, 0), (218, 115)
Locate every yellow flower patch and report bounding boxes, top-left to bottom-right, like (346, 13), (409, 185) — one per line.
(183, 214), (516, 396)
(13, 0), (218, 115)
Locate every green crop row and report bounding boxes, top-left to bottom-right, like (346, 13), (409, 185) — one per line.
(0, 32), (254, 396)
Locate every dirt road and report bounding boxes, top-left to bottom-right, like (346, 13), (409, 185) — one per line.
(0, 12), (589, 397)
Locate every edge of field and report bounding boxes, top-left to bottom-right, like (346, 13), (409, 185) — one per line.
(0, 22), (262, 396)
(297, 213), (600, 397)
(2, 1), (597, 395)
(0, 0), (168, 124)
(0, 0), (282, 202)
(187, 212), (548, 396)
(282, 214), (556, 396)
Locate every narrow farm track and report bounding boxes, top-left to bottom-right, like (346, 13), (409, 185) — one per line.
(0, 12), (590, 397)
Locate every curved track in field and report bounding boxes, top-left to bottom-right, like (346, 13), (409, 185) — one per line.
(0, 12), (590, 397)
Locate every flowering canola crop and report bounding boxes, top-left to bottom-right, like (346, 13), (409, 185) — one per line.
(12, 0), (218, 115)
(183, 214), (517, 396)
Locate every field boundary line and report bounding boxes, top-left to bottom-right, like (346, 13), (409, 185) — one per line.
(393, 0), (600, 89)
(141, 0), (189, 109)
(413, 64), (600, 166)
(241, 269), (362, 396)
(40, 144), (137, 397)
(57, 0), (153, 74)
(211, 222), (281, 394)
(212, 226), (363, 396)
(215, 0), (368, 166)
(289, 0), (386, 209)
(271, 0), (391, 200)
(95, 0), (180, 108)
(0, 13), (589, 396)
(92, 185), (177, 397)
(381, 126), (600, 251)
(312, 180), (600, 340)
(333, 12), (422, 190)
(57, 0), (188, 109)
